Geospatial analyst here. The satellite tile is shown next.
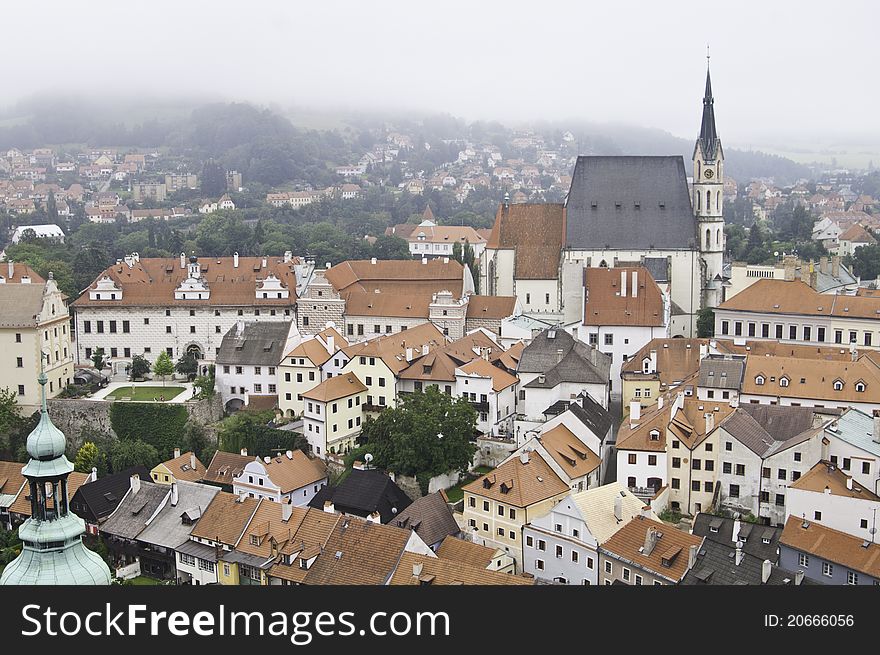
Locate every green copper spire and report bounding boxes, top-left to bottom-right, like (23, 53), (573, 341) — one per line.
(1, 372), (111, 585)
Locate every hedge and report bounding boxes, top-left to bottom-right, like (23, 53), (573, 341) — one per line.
(109, 402), (189, 459)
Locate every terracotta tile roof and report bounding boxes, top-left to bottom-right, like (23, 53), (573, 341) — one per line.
(283, 328), (347, 366)
(344, 292), (431, 319)
(203, 450), (251, 487)
(398, 331), (499, 384)
(189, 491), (260, 545)
(621, 338), (706, 386)
(486, 203), (564, 279)
(789, 460), (880, 500)
(538, 424), (600, 478)
(465, 295), (518, 320)
(457, 358), (518, 391)
(718, 278), (880, 320)
(245, 450), (328, 493)
(741, 355), (880, 403)
(343, 322), (446, 375)
(583, 267), (665, 327)
(301, 371), (366, 402)
(389, 551), (532, 585)
(617, 394), (735, 452)
(324, 259), (464, 298)
(600, 515), (703, 582)
(233, 500), (295, 561)
(407, 224), (487, 245)
(435, 535), (499, 568)
(71, 255), (299, 308)
(156, 451), (205, 482)
(0, 262), (44, 283)
(839, 223), (876, 243)
(268, 509), (340, 583)
(0, 461), (27, 505)
(463, 450), (569, 507)
(780, 516), (880, 578)
(9, 471), (91, 517)
(491, 340), (524, 372)
(713, 338), (868, 361)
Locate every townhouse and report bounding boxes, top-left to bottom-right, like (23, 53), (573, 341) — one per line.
(310, 467), (412, 524)
(392, 491), (461, 550)
(822, 408), (880, 495)
(388, 551), (532, 585)
(201, 449), (252, 492)
(232, 450), (328, 506)
(621, 338), (707, 416)
(151, 449), (205, 485)
(301, 372), (368, 457)
(397, 328), (504, 394)
(69, 466), (151, 535)
(277, 325), (349, 417)
(779, 517), (880, 585)
(455, 358), (518, 437)
(536, 391), (614, 482)
(398, 217), (488, 260)
(435, 534), (516, 574)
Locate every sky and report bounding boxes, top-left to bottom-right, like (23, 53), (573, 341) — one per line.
(6, 0), (878, 147)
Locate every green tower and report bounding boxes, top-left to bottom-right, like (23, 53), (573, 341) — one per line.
(0, 372), (111, 585)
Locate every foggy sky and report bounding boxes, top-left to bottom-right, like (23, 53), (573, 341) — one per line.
(7, 0), (878, 146)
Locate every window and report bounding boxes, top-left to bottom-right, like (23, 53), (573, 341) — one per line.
(16, 357), (22, 368)
(803, 326), (811, 341)
(843, 458), (851, 471)
(483, 501), (489, 512)
(734, 322), (742, 336)
(604, 333), (613, 346)
(794, 452), (802, 462)
(704, 481), (713, 492)
(525, 535), (533, 547)
(704, 460), (714, 471)
(628, 454), (637, 465)
(672, 457), (681, 469)
(556, 545), (563, 558)
(722, 462), (731, 474)
(537, 540), (546, 552)
(509, 508), (516, 520)
(762, 323), (769, 338)
(721, 320), (729, 335)
(691, 480), (700, 492)
(180, 553), (196, 567)
(789, 326), (796, 340)
(588, 333), (598, 345)
(535, 559), (544, 571)
(798, 553), (809, 567)
(17, 385), (24, 396)
(729, 484), (740, 498)
(572, 551), (579, 563)
(861, 519), (869, 529)
(122, 320), (130, 333)
(671, 478), (680, 489)
(692, 459), (701, 470)
(671, 440), (679, 449)
(190, 326), (196, 334)
(822, 562), (833, 577)
(847, 571), (859, 585)
(775, 494), (785, 507)
(648, 455), (657, 466)
(554, 523), (562, 533)
(635, 574), (643, 585)
(604, 561), (612, 574)
(748, 323), (756, 337)
(166, 326), (172, 334)
(735, 464), (745, 476)
(863, 462), (871, 475)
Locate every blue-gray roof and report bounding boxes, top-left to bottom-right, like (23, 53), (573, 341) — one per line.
(830, 408), (880, 458)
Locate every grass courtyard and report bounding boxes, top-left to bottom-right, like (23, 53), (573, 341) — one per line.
(104, 386), (186, 402)
(445, 466), (493, 504)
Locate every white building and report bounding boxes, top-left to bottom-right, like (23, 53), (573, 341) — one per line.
(232, 450), (328, 506)
(11, 223), (65, 243)
(455, 357), (518, 437)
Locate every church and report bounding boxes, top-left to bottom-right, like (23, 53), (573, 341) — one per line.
(482, 65), (725, 337)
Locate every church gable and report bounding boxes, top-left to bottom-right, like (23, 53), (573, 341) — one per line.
(564, 156), (697, 251)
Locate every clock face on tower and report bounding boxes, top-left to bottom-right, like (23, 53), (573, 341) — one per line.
(704, 169), (714, 179)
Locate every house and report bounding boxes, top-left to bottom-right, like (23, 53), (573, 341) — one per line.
(232, 449), (328, 506)
(837, 223), (876, 257)
(515, 328), (612, 443)
(0, 273), (74, 412)
(681, 536), (807, 585)
(151, 449), (205, 485)
(219, 497), (299, 585)
(778, 516), (880, 585)
(277, 326), (349, 418)
(621, 338), (707, 415)
(462, 450), (570, 569)
(578, 267), (669, 400)
(787, 460), (880, 540)
(218, 193), (235, 210)
(301, 371), (367, 457)
(202, 449), (252, 491)
(0, 461), (27, 529)
(11, 223), (65, 243)
(691, 513), (782, 562)
(435, 534), (515, 574)
(131, 182), (166, 203)
(696, 354), (744, 402)
(71, 253), (299, 369)
(822, 408), (880, 494)
(522, 482), (654, 585)
(309, 467), (412, 523)
(388, 551), (532, 585)
(392, 491), (460, 549)
(725, 256), (857, 299)
(69, 466), (151, 535)
(176, 492), (260, 585)
(455, 357), (518, 437)
(263, 506), (341, 586)
(598, 515), (703, 585)
(537, 391), (614, 483)
(404, 219), (488, 260)
(215, 319), (297, 412)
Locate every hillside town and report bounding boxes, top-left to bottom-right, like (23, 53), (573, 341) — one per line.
(3, 64), (880, 589)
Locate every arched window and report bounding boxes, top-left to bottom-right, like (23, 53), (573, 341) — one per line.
(599, 260), (608, 267)
(856, 381), (866, 393)
(706, 190), (711, 212)
(717, 191), (721, 210)
(755, 375), (765, 385)
(696, 192), (701, 211)
(716, 229), (721, 246)
(706, 229), (711, 249)
(780, 377), (790, 388)
(833, 379), (844, 391)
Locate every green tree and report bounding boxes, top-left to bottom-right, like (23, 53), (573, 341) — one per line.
(74, 441), (105, 475)
(193, 365), (215, 399)
(110, 439), (159, 472)
(217, 410), (306, 457)
(152, 351), (174, 386)
(46, 190), (58, 222)
(0, 387), (25, 455)
(846, 243), (880, 280)
(201, 159), (227, 198)
(696, 308), (715, 338)
(129, 354), (151, 380)
(359, 386), (477, 491)
(0, 527), (22, 567)
(91, 347), (106, 371)
(183, 420), (213, 465)
(175, 352), (198, 380)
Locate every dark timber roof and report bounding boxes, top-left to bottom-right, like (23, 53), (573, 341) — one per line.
(309, 469), (412, 524)
(70, 467), (151, 522)
(564, 156), (696, 251)
(696, 67), (721, 160)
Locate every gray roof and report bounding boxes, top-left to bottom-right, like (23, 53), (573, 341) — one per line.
(392, 491), (460, 547)
(698, 357), (744, 390)
(0, 283), (46, 328)
(216, 320), (293, 367)
(692, 513), (781, 562)
(519, 329), (611, 387)
(565, 156), (696, 251)
(100, 481), (169, 540)
(566, 393), (614, 442)
(137, 480), (220, 549)
(721, 405), (819, 457)
(829, 408), (880, 458)
(680, 539), (815, 586)
(642, 257), (670, 283)
(176, 539), (219, 562)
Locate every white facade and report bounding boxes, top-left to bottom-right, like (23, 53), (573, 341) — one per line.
(616, 449), (667, 493)
(455, 367), (517, 438)
(232, 457), (327, 506)
(577, 324), (669, 399)
(787, 481), (880, 541)
(217, 362), (280, 407)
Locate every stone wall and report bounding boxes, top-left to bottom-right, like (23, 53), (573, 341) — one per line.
(47, 394), (223, 451)
(475, 435), (517, 468)
(394, 470), (464, 499)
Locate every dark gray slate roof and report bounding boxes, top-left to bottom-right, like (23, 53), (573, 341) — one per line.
(692, 513), (781, 562)
(71, 466), (151, 522)
(392, 491), (460, 547)
(642, 257), (670, 283)
(565, 156), (696, 251)
(680, 539), (816, 586)
(216, 320), (293, 367)
(100, 481), (169, 540)
(519, 329), (611, 387)
(698, 357), (744, 389)
(309, 469), (412, 524)
(567, 392), (613, 442)
(722, 405), (819, 457)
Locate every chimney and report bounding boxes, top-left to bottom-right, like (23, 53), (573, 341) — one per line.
(846, 475), (854, 491)
(640, 505), (652, 519)
(649, 349), (657, 373)
(180, 251), (186, 269)
(620, 270), (627, 297)
(261, 257), (267, 269)
(240, 448), (248, 457)
(643, 527), (657, 556)
(170, 481), (179, 506)
(688, 544), (698, 571)
(130, 474), (141, 495)
(783, 256), (796, 281)
(443, 257), (449, 264)
(283, 250), (293, 263)
(91, 466), (98, 482)
(809, 269), (818, 290)
(286, 450), (293, 460)
(233, 251), (239, 268)
(705, 412), (715, 434)
(7, 261), (13, 279)
(735, 541), (744, 566)
(631, 270), (638, 298)
(371, 257), (377, 265)
(824, 486), (832, 495)
(832, 255), (841, 278)
(422, 344), (430, 356)
(873, 409), (880, 444)
(326, 335), (335, 356)
(657, 396), (664, 410)
(353, 460), (365, 471)
(519, 450), (530, 465)
(819, 256), (829, 274)
(630, 401), (641, 422)
(325, 262), (331, 270)
(174, 447), (181, 459)
(732, 517), (741, 544)
(367, 511), (381, 523)
(190, 452), (197, 470)
(421, 257), (427, 265)
(613, 494), (623, 521)
(323, 500), (335, 514)
(762, 559), (772, 584)
(795, 570), (804, 586)
(282, 502), (293, 522)
(405, 347), (413, 361)
(556, 348), (564, 364)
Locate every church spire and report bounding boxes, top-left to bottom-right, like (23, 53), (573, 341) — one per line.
(698, 56), (720, 159)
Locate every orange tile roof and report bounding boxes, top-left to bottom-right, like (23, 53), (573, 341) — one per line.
(9, 471), (90, 517)
(583, 267), (665, 327)
(343, 322), (446, 375)
(718, 278), (880, 320)
(247, 450), (328, 493)
(0, 262), (45, 283)
(621, 338), (706, 385)
(790, 460), (880, 500)
(465, 295), (518, 320)
(457, 358), (518, 391)
(486, 203), (564, 279)
(538, 424), (600, 478)
(324, 259), (464, 297)
(741, 355), (880, 403)
(202, 450), (251, 487)
(389, 551), (532, 585)
(189, 491), (260, 545)
(780, 516), (880, 578)
(601, 515), (702, 582)
(463, 451), (569, 508)
(302, 371), (367, 402)
(284, 328), (347, 365)
(0, 461), (27, 503)
(156, 451), (205, 482)
(435, 535), (499, 568)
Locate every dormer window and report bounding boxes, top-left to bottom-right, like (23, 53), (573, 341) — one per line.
(833, 379), (844, 391)
(249, 535), (259, 546)
(779, 376), (790, 388)
(755, 375), (765, 386)
(856, 381), (866, 393)
(649, 429), (660, 441)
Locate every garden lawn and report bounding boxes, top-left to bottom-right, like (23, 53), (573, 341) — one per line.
(444, 466), (493, 503)
(105, 386), (185, 402)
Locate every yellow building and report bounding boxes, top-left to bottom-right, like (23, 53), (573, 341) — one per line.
(278, 326), (347, 417)
(462, 451), (570, 571)
(151, 449), (205, 485)
(620, 338), (707, 417)
(0, 270), (74, 411)
(302, 372), (367, 458)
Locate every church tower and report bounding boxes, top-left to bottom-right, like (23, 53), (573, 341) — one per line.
(0, 370), (111, 585)
(694, 60), (725, 309)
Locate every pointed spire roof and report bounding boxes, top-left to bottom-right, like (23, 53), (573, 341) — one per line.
(697, 64), (721, 160)
(423, 204), (435, 221)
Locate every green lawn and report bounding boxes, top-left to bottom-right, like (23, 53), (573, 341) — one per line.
(105, 386), (185, 402)
(129, 575), (163, 585)
(445, 466), (493, 504)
